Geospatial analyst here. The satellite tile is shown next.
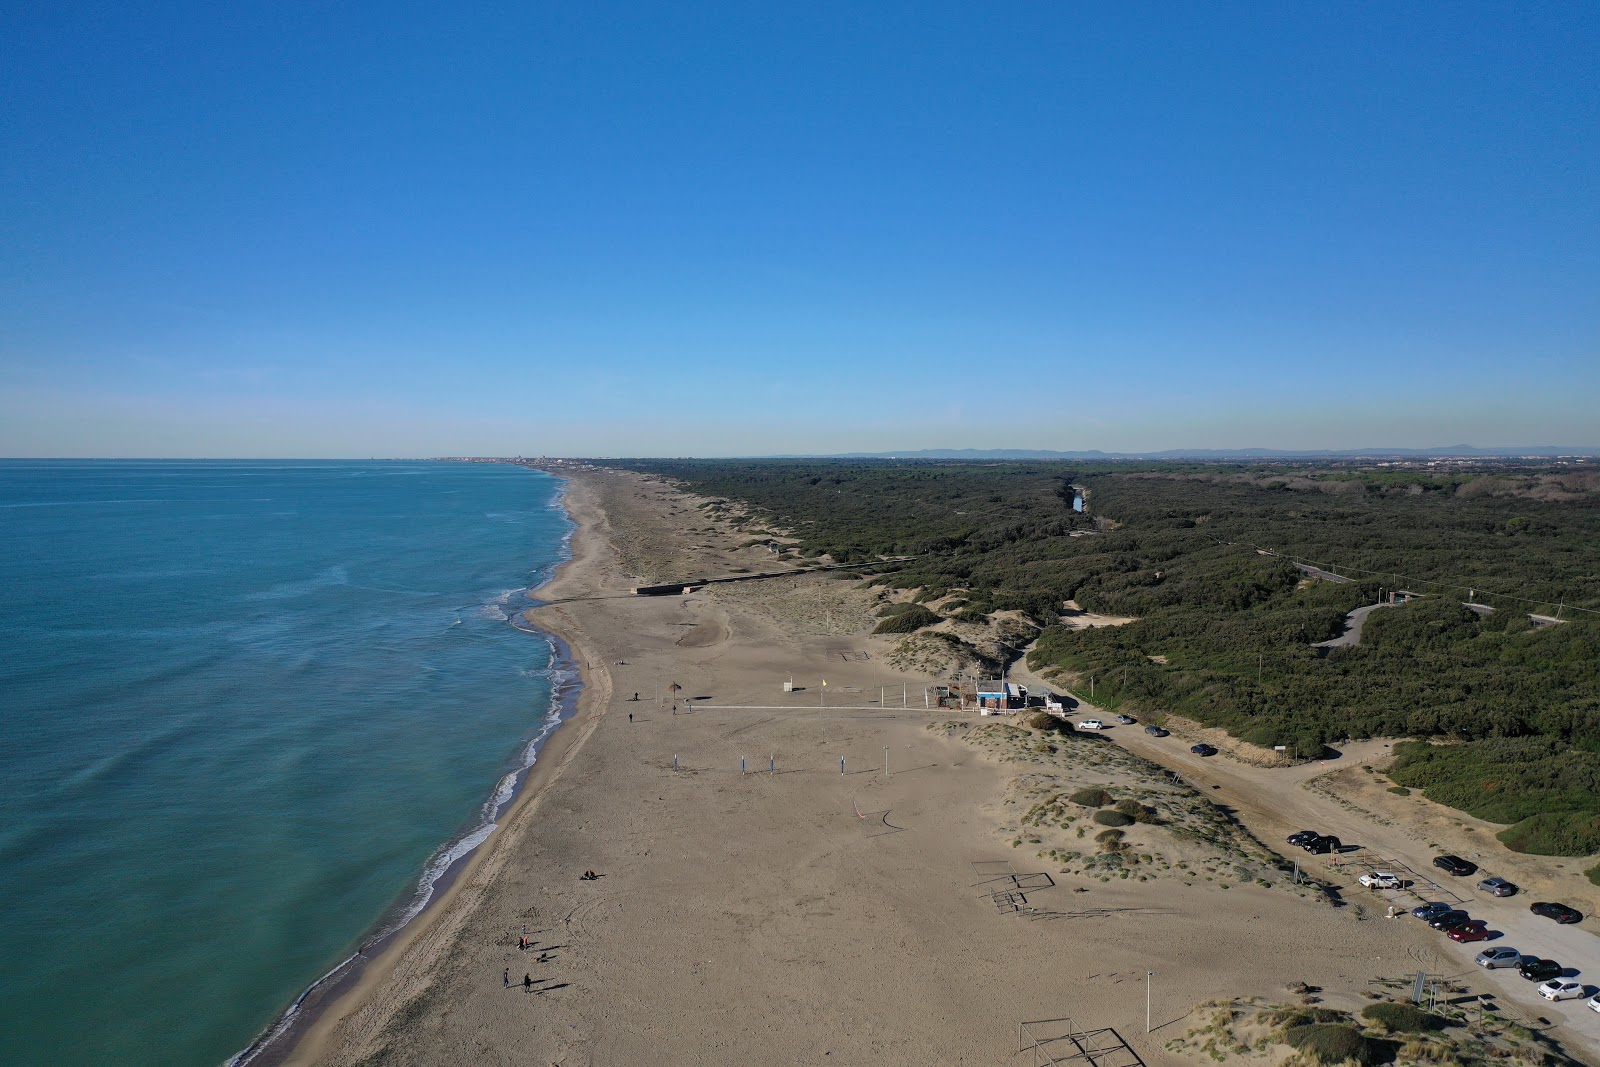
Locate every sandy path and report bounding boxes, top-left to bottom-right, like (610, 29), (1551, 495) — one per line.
(287, 468), (1485, 1067)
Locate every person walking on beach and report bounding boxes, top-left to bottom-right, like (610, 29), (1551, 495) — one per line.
(628, 712), (633, 723)
(503, 968), (510, 988)
(523, 973), (533, 992)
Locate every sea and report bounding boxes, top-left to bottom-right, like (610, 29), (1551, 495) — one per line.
(0, 460), (574, 1067)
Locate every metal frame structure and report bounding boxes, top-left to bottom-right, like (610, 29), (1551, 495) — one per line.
(1018, 1018), (1144, 1067)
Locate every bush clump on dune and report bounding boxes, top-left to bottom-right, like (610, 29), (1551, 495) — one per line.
(1114, 798), (1156, 823)
(1360, 1002), (1445, 1034)
(1283, 1023), (1373, 1065)
(1093, 809), (1134, 827)
(872, 604), (941, 634)
(1026, 712), (1066, 732)
(1069, 787), (1113, 807)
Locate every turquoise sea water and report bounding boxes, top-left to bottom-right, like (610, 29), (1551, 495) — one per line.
(0, 460), (571, 1067)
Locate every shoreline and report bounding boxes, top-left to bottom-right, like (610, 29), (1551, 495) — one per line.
(232, 468), (600, 1067)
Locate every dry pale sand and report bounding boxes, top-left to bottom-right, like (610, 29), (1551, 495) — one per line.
(286, 468), (1463, 1067)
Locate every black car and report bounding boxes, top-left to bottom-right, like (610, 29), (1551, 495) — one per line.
(1303, 834), (1343, 855)
(1433, 855), (1477, 877)
(1530, 902), (1583, 925)
(1428, 910), (1470, 931)
(1518, 958), (1563, 982)
(1190, 743), (1217, 756)
(1412, 902), (1453, 921)
(1287, 831), (1320, 847)
(1144, 725), (1170, 737)
(1478, 877), (1519, 897)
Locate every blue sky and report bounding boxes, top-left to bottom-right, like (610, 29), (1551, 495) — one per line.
(2, 2), (1596, 456)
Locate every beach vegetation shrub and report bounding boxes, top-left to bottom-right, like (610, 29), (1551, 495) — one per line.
(1026, 712), (1066, 732)
(1494, 811), (1600, 856)
(1267, 1007), (1347, 1029)
(872, 604), (941, 634)
(1283, 1023), (1373, 1064)
(1093, 810), (1134, 827)
(1360, 1003), (1445, 1034)
(1587, 862), (1600, 887)
(1114, 798), (1156, 822)
(1069, 787), (1113, 807)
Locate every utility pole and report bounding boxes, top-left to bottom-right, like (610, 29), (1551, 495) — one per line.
(1147, 971), (1153, 1034)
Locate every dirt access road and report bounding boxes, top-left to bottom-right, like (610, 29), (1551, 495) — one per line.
(1009, 664), (1600, 1061)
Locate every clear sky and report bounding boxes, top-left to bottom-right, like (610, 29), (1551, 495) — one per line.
(2, 2), (1596, 457)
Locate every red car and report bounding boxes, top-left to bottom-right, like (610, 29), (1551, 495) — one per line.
(1448, 921), (1491, 943)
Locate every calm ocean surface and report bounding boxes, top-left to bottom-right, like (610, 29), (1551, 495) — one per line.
(0, 460), (572, 1067)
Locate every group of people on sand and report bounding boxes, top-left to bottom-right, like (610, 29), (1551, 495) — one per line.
(517, 935), (555, 962)
(504, 928), (557, 992)
(503, 968), (537, 992)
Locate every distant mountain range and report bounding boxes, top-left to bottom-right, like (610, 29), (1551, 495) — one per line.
(804, 446), (1600, 460)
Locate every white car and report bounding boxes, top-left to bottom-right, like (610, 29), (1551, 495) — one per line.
(1538, 979), (1583, 1001)
(1076, 719), (1106, 730)
(1475, 947), (1521, 969)
(1587, 992), (1600, 1014)
(1358, 872), (1402, 889)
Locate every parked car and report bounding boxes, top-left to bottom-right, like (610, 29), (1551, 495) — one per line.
(1538, 979), (1584, 1002)
(1076, 719), (1106, 731)
(1359, 871), (1402, 889)
(1518, 958), (1563, 982)
(1190, 743), (1217, 756)
(1427, 910), (1470, 931)
(1287, 831), (1321, 847)
(1530, 902), (1583, 924)
(1475, 947), (1521, 969)
(1412, 902), (1452, 921)
(1478, 876), (1518, 897)
(1144, 725), (1169, 737)
(1433, 855), (1477, 877)
(1303, 835), (1343, 855)
(1586, 992), (1600, 1014)
(1114, 714), (1137, 725)
(1448, 922), (1492, 943)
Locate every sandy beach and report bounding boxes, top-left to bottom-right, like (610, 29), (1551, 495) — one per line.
(282, 466), (1532, 1067)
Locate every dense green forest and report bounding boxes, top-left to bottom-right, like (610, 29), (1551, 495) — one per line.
(599, 458), (1600, 852)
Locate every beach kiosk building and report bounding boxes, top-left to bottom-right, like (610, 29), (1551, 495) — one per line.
(976, 680), (1021, 714)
